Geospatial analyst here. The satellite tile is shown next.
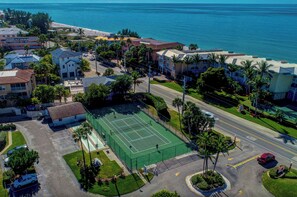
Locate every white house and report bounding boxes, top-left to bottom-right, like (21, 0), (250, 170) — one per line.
(51, 48), (82, 80)
(47, 102), (86, 127)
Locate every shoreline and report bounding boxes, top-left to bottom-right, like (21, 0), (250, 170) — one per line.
(51, 22), (112, 37)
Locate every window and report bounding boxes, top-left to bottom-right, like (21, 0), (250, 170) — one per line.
(62, 73), (68, 78)
(70, 72), (75, 77)
(63, 65), (65, 69)
(59, 118), (62, 121)
(11, 83), (26, 91)
(0, 86), (5, 91)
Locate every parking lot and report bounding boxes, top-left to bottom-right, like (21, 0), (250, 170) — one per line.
(4, 118), (91, 197)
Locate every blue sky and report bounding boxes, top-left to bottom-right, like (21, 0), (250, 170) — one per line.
(3, 0), (297, 4)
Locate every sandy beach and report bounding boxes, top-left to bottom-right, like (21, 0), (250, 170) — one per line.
(51, 22), (112, 37)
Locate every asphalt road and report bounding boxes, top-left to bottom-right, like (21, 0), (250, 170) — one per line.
(135, 78), (297, 167)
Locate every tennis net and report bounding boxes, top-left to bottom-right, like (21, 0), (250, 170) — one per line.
(114, 122), (151, 133)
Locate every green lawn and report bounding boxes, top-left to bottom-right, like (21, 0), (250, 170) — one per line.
(89, 173), (145, 196)
(3, 131), (26, 154)
(64, 150), (145, 196)
(262, 168), (297, 197)
(0, 167), (8, 197)
(152, 80), (297, 138)
(63, 150), (122, 179)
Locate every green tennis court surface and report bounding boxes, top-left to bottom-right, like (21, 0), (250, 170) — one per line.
(87, 103), (191, 170)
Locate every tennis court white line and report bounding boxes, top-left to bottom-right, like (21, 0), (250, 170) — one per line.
(129, 133), (155, 142)
(101, 116), (141, 153)
(134, 113), (171, 145)
(121, 119), (143, 139)
(111, 116), (135, 123)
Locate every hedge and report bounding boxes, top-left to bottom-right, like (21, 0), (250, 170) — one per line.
(0, 123), (16, 131)
(143, 93), (167, 112)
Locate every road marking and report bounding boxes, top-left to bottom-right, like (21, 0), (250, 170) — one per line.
(230, 155), (259, 169)
(175, 172), (180, 176)
(220, 120), (297, 156)
(246, 136), (257, 141)
(228, 158), (233, 161)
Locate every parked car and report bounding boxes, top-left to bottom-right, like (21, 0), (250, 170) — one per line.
(13, 174), (38, 189)
(257, 153), (275, 164)
(7, 144), (28, 156)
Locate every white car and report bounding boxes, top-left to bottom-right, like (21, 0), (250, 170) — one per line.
(201, 110), (215, 119)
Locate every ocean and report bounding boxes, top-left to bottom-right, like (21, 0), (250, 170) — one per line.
(1, 3), (297, 62)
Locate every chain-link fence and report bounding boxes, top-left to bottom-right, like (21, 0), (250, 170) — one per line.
(86, 107), (192, 171)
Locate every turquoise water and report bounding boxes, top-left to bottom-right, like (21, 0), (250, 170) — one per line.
(1, 3), (297, 62)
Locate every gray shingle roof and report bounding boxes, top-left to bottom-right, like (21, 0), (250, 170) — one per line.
(82, 76), (115, 88)
(51, 48), (82, 59)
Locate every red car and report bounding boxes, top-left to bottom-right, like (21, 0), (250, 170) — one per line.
(257, 153), (275, 164)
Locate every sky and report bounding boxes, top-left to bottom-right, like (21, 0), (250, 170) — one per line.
(2, 0), (297, 4)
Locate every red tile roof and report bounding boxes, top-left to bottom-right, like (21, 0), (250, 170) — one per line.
(0, 69), (34, 85)
(48, 102), (86, 121)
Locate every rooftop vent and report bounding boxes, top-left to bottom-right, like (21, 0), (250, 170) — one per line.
(281, 60), (288, 64)
(252, 56), (258, 58)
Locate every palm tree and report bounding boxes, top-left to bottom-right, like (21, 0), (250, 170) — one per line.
(38, 34), (47, 48)
(208, 53), (218, 67)
(78, 28), (84, 37)
(183, 55), (193, 73)
(172, 55), (182, 75)
(241, 60), (256, 95)
(81, 122), (93, 164)
(218, 54), (228, 68)
(257, 60), (273, 78)
(227, 63), (239, 77)
(213, 135), (227, 171)
(189, 43), (198, 51)
(198, 132), (212, 174)
(62, 88), (70, 103)
(73, 127), (87, 170)
(249, 75), (269, 114)
(172, 97), (183, 131)
(131, 71), (142, 93)
(54, 85), (65, 103)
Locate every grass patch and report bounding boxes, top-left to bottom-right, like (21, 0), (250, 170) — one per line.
(262, 168), (297, 197)
(3, 131), (26, 154)
(64, 150), (145, 195)
(63, 150), (122, 179)
(0, 167), (8, 197)
(152, 80), (297, 139)
(89, 173), (144, 196)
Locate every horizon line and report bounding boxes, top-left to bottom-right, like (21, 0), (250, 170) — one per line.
(1, 2), (297, 4)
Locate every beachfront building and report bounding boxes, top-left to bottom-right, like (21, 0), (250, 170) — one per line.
(225, 56), (297, 101)
(51, 48), (82, 80)
(156, 49), (231, 78)
(131, 38), (184, 62)
(95, 35), (138, 45)
(157, 48), (297, 101)
(0, 69), (36, 99)
(47, 102), (86, 127)
(4, 51), (41, 70)
(0, 27), (41, 50)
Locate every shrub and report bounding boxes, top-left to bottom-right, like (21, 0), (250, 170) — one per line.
(269, 165), (288, 179)
(0, 131), (7, 152)
(143, 93), (167, 112)
(0, 123), (16, 131)
(191, 174), (204, 185)
(197, 181), (209, 190)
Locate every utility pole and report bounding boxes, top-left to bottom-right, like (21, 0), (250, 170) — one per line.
(182, 75), (186, 114)
(95, 52), (98, 74)
(124, 54), (127, 73)
(148, 64), (151, 94)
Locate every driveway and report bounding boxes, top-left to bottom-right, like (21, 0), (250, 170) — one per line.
(14, 119), (93, 197)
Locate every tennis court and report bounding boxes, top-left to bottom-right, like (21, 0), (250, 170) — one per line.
(87, 103), (191, 170)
